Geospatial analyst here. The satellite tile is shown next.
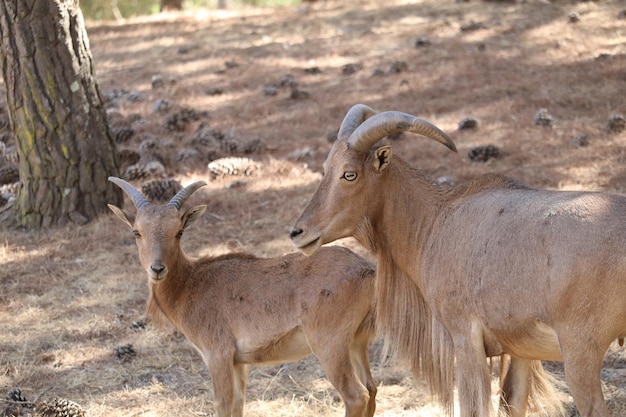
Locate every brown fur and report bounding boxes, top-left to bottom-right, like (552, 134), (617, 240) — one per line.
(290, 107), (625, 417)
(444, 172), (534, 202)
(109, 183), (378, 417)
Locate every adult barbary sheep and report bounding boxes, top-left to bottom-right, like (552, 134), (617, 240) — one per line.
(108, 177), (377, 417)
(290, 104), (626, 417)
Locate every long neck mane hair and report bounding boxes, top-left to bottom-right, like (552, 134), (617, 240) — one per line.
(354, 158), (456, 415)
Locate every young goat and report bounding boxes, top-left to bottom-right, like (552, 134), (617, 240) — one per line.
(108, 177), (377, 417)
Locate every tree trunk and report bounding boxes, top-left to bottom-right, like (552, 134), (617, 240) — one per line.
(0, 0), (122, 229)
(160, 0), (184, 12)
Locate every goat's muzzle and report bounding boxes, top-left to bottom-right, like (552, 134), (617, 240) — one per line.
(148, 262), (168, 282)
(289, 227), (322, 256)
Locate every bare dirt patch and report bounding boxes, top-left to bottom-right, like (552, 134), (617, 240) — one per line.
(1, 0), (625, 416)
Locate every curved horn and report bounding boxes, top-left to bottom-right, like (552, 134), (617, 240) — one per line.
(167, 181), (207, 210)
(108, 176), (151, 210)
(337, 104), (378, 141)
(346, 111), (457, 153)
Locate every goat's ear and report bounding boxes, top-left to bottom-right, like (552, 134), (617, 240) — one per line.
(108, 204), (135, 228)
(182, 205), (207, 229)
(373, 145), (392, 173)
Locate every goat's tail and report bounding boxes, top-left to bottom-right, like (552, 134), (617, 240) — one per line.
(375, 254), (455, 416)
(526, 360), (565, 417)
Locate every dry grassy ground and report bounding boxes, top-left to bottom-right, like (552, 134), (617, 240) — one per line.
(1, 0), (625, 416)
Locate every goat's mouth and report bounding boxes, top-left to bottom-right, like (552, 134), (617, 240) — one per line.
(149, 275), (165, 284)
(292, 236), (322, 256)
(147, 270), (167, 283)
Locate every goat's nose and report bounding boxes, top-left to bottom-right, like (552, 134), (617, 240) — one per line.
(289, 227), (303, 239)
(151, 264), (165, 274)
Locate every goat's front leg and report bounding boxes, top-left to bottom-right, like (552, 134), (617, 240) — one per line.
(232, 363), (249, 417)
(453, 323), (496, 417)
(204, 351), (239, 417)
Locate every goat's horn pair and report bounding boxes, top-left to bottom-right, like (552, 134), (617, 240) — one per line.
(108, 176), (151, 210)
(109, 177), (207, 210)
(168, 181), (207, 210)
(339, 104), (457, 153)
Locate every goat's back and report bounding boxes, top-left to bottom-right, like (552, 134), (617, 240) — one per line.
(424, 184), (626, 348)
(168, 246), (376, 349)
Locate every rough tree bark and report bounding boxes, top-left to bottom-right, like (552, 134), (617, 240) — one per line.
(0, 0), (122, 229)
(160, 0), (184, 12)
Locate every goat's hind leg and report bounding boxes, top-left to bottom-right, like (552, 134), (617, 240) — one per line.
(499, 357), (531, 417)
(349, 336), (377, 417)
(314, 343), (371, 417)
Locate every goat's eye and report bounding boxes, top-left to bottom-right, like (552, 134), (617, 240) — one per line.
(133, 230), (141, 238)
(176, 230), (184, 239)
(342, 172), (357, 181)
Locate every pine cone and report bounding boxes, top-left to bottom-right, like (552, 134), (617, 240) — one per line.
(0, 164), (19, 185)
(193, 125), (225, 147)
(208, 157), (260, 179)
(164, 108), (199, 132)
(279, 74), (299, 88)
(606, 114), (626, 133)
(144, 161), (166, 177)
(242, 138), (265, 154)
(113, 343), (137, 362)
(458, 117), (479, 130)
(124, 161), (166, 180)
(533, 108), (554, 127)
(138, 137), (161, 155)
(112, 126), (134, 143)
(35, 398), (85, 417)
(118, 149), (141, 168)
(124, 163), (149, 180)
(388, 60), (408, 74)
(176, 148), (202, 163)
(341, 63), (362, 75)
(131, 319), (147, 331)
(219, 136), (240, 153)
(468, 145), (500, 162)
(141, 179), (182, 202)
(6, 387), (32, 409)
